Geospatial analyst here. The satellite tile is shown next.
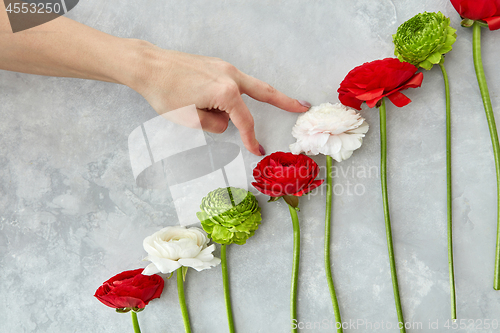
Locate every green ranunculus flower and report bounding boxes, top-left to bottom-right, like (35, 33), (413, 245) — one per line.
(393, 11), (456, 70)
(196, 187), (262, 245)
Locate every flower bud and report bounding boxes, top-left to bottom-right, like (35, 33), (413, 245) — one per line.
(393, 12), (456, 70)
(197, 187), (262, 245)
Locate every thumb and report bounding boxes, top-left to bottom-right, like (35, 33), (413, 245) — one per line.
(197, 109), (230, 134)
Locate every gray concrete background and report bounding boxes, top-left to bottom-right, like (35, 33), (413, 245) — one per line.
(1, 0), (500, 332)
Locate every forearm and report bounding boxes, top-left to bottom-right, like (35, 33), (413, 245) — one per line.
(0, 4), (309, 156)
(0, 2), (148, 87)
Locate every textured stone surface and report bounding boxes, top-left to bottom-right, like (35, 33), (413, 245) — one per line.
(1, 0), (500, 332)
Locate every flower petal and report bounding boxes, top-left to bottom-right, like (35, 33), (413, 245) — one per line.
(339, 93), (363, 110)
(251, 181), (285, 197)
(323, 135), (342, 155)
(386, 91), (412, 108)
(178, 256), (221, 271)
(142, 263), (162, 276)
(400, 72), (424, 89)
(338, 133), (362, 151)
(348, 121), (369, 134)
(485, 16), (500, 30)
(451, 0), (497, 21)
(294, 179), (324, 196)
(355, 87), (385, 101)
(145, 255), (182, 274)
(365, 97), (383, 109)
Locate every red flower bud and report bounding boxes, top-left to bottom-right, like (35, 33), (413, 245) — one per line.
(94, 269), (164, 311)
(338, 58), (423, 110)
(252, 151), (324, 198)
(450, 0), (500, 30)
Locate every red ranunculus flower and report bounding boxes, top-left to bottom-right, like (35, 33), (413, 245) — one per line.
(94, 268), (164, 311)
(451, 0), (500, 30)
(252, 151), (324, 197)
(338, 58), (423, 110)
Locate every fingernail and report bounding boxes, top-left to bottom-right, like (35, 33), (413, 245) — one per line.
(259, 144), (266, 156)
(298, 100), (312, 108)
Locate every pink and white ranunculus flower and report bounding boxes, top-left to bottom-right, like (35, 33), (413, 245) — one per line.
(142, 226), (221, 275)
(289, 102), (369, 162)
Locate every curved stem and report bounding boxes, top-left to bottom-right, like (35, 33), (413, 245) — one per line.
(379, 98), (406, 332)
(439, 63), (457, 319)
(288, 204), (300, 333)
(131, 311), (141, 333)
(177, 269), (192, 333)
(476, 20), (489, 28)
(324, 155), (343, 332)
(472, 22), (500, 290)
(221, 244), (235, 333)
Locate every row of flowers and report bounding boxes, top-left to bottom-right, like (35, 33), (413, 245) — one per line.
(95, 1), (500, 332)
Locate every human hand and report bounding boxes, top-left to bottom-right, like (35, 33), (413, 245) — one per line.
(127, 45), (311, 156)
(0, 8), (308, 157)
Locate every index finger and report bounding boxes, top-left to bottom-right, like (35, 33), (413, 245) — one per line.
(224, 95), (261, 156)
(238, 73), (310, 113)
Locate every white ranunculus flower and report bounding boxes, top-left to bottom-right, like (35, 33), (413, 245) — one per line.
(142, 226), (221, 275)
(289, 102), (369, 162)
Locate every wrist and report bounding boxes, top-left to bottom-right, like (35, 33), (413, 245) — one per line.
(115, 38), (167, 95)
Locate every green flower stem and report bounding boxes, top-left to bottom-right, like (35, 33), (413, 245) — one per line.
(439, 62), (457, 319)
(177, 269), (192, 333)
(287, 204), (300, 333)
(324, 155), (343, 332)
(221, 244), (235, 333)
(131, 311), (141, 333)
(476, 20), (489, 28)
(472, 22), (500, 290)
(379, 98), (406, 332)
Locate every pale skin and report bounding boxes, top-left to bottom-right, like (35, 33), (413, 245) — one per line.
(0, 3), (310, 156)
